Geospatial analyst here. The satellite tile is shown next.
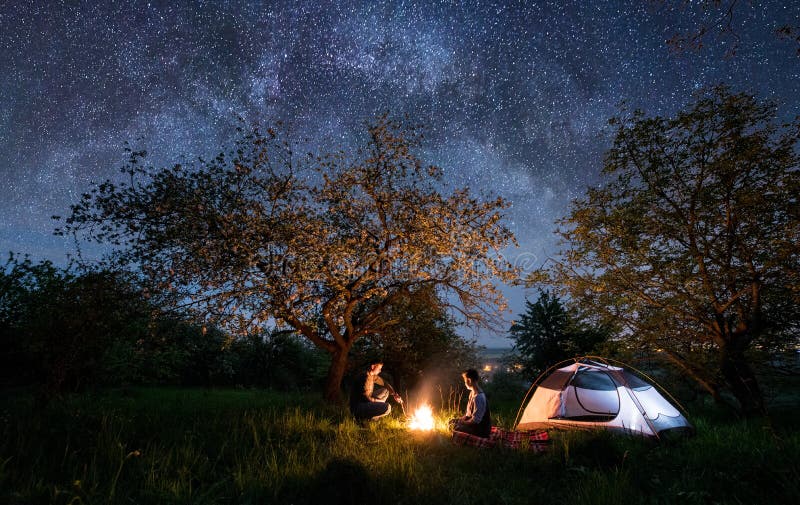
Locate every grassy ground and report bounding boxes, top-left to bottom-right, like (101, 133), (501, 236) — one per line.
(1, 387), (797, 505)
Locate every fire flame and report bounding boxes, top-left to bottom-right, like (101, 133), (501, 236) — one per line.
(407, 404), (435, 431)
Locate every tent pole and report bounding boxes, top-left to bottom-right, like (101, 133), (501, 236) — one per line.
(613, 368), (661, 440)
(597, 356), (692, 418)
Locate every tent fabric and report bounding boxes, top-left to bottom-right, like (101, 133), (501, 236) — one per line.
(516, 359), (692, 439)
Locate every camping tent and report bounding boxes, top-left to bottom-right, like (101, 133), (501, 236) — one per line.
(515, 358), (692, 439)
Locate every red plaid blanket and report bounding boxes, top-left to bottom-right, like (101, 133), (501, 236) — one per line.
(451, 429), (497, 448)
(451, 427), (549, 451)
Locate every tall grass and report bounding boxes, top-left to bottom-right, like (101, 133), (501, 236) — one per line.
(1, 387), (797, 504)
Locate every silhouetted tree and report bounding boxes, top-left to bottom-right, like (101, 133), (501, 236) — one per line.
(231, 328), (328, 390)
(60, 116), (517, 402)
(508, 291), (610, 378)
(533, 86), (800, 416)
(657, 0), (800, 57)
(0, 256), (150, 393)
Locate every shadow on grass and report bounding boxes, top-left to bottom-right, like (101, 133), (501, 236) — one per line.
(279, 457), (377, 505)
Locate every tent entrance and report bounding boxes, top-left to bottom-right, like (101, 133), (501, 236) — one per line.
(559, 368), (620, 421)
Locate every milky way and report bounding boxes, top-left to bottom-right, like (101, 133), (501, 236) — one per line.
(1, 0), (798, 344)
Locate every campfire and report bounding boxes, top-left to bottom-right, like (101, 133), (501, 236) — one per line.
(407, 403), (435, 431)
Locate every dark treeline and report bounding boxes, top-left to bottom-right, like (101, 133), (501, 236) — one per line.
(0, 255), (479, 400)
(0, 256), (329, 395)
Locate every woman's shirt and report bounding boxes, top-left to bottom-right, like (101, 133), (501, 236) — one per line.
(465, 389), (487, 423)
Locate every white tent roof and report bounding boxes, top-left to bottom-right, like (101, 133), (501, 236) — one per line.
(515, 359), (692, 438)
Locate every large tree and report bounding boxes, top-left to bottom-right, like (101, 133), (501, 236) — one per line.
(534, 86), (800, 416)
(61, 116), (516, 402)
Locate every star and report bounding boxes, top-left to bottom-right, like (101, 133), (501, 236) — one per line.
(1, 0), (798, 345)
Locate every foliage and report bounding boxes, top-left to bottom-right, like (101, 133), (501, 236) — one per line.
(348, 285), (479, 394)
(60, 115), (517, 401)
(483, 366), (528, 409)
(508, 290), (611, 378)
(98, 319), (190, 387)
(1, 386), (798, 505)
(229, 328), (329, 391)
(533, 85), (800, 415)
(0, 255), (151, 393)
(104, 318), (329, 390)
(0, 256), (328, 393)
(659, 0), (800, 57)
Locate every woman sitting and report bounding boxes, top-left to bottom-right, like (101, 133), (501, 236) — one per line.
(449, 368), (492, 438)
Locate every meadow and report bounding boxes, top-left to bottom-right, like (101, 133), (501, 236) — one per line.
(1, 386), (798, 505)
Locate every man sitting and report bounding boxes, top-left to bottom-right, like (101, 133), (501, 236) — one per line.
(350, 360), (402, 422)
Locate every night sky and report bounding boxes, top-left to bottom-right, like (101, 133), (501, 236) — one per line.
(2, 0), (798, 346)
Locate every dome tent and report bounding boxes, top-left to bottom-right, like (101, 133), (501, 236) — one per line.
(514, 357), (692, 439)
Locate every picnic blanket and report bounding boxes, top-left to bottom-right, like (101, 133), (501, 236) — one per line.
(451, 426), (550, 451)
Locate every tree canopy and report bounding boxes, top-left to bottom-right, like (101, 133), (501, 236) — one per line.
(349, 284), (478, 394)
(532, 86), (800, 415)
(61, 115), (517, 401)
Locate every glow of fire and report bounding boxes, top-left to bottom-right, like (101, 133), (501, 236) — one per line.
(407, 404), (435, 431)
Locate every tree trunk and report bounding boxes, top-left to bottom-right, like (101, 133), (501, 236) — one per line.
(323, 347), (350, 404)
(720, 347), (765, 417)
(662, 349), (724, 404)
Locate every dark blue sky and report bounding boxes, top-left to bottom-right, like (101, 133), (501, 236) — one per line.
(1, 0), (798, 346)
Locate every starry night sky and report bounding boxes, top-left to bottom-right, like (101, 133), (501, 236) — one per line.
(1, 0), (798, 345)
